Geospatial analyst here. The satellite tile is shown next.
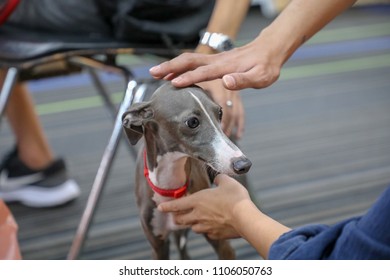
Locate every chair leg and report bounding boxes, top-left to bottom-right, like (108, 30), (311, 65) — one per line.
(87, 67), (142, 159)
(132, 83), (148, 104)
(87, 68), (117, 120)
(0, 67), (19, 123)
(67, 79), (138, 260)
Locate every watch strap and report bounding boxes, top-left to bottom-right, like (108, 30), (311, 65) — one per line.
(199, 31), (234, 52)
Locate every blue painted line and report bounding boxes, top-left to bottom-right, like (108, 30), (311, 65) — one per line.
(28, 72), (120, 93)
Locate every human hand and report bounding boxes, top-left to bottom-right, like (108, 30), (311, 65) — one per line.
(158, 174), (252, 240)
(150, 34), (284, 91)
(197, 80), (245, 139)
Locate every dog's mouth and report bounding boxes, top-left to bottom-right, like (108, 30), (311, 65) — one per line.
(196, 155), (220, 182)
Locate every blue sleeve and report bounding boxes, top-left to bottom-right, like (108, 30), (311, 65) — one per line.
(268, 186), (390, 260)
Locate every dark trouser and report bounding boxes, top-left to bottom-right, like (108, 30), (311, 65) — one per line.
(7, 0), (111, 36)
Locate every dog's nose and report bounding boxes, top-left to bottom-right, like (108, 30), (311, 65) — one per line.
(232, 157), (252, 174)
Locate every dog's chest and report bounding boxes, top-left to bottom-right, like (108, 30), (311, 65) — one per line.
(151, 194), (187, 239)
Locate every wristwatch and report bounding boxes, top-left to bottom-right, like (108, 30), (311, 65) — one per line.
(199, 32), (234, 52)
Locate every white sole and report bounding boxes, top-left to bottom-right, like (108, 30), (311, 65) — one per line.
(0, 179), (80, 208)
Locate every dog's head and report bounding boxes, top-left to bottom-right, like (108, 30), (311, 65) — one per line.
(122, 82), (251, 176)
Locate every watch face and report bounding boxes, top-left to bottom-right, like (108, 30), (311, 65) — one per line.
(201, 32), (234, 52)
(221, 40), (234, 51)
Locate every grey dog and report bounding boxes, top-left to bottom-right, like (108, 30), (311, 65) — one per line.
(122, 83), (251, 259)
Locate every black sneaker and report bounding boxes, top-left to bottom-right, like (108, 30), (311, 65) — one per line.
(0, 148), (80, 208)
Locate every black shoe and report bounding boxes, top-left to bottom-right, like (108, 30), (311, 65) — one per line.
(0, 148), (80, 208)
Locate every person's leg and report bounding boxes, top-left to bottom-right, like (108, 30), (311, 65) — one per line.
(1, 73), (54, 169)
(0, 70), (80, 208)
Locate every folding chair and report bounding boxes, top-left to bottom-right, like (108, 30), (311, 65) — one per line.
(0, 24), (196, 259)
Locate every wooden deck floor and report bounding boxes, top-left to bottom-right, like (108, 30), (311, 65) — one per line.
(1, 5), (390, 260)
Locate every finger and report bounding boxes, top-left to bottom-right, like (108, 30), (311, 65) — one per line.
(171, 64), (229, 88)
(222, 116), (233, 137)
(206, 233), (219, 240)
(213, 174), (232, 186)
(223, 67), (280, 90)
(221, 106), (233, 137)
(236, 99), (245, 140)
(149, 53), (207, 79)
(223, 91), (243, 139)
(158, 196), (193, 213)
(163, 72), (178, 81)
(222, 71), (263, 90)
(223, 72), (261, 90)
(191, 223), (210, 235)
(173, 212), (197, 226)
(236, 114), (245, 140)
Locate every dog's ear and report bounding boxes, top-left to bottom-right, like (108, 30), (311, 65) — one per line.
(122, 102), (154, 145)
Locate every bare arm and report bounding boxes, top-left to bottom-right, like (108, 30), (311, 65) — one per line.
(158, 174), (290, 259)
(231, 196), (291, 259)
(194, 0), (250, 55)
(194, 0), (250, 139)
(260, 0), (358, 65)
(150, 0), (358, 90)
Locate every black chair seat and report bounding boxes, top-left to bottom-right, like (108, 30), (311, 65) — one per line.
(0, 37), (136, 62)
(0, 25), (194, 63)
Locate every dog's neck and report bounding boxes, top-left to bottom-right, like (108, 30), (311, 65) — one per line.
(144, 149), (189, 194)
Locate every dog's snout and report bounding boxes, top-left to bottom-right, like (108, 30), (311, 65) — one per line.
(232, 157), (252, 174)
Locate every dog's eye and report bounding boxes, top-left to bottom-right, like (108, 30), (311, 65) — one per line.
(186, 117), (200, 129)
(218, 108), (223, 121)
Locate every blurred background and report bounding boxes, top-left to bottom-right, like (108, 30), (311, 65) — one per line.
(0, 1), (389, 259)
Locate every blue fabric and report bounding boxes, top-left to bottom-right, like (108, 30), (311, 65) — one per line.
(269, 186), (390, 259)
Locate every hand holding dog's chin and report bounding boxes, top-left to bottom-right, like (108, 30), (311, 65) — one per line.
(158, 174), (252, 239)
(192, 176), (256, 240)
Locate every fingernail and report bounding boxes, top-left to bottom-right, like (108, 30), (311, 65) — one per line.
(223, 75), (236, 89)
(149, 65), (160, 74)
(172, 76), (183, 85)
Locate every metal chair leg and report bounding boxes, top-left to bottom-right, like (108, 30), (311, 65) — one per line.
(87, 68), (118, 120)
(0, 67), (19, 122)
(88, 67), (141, 160)
(67, 79), (138, 260)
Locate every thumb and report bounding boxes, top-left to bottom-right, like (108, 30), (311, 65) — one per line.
(222, 73), (257, 90)
(223, 70), (275, 90)
(222, 75), (238, 90)
(214, 174), (233, 186)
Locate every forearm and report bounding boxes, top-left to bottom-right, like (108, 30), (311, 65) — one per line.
(195, 0), (250, 54)
(232, 200), (291, 259)
(259, 0), (358, 65)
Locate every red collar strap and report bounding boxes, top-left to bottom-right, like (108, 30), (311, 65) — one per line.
(143, 150), (188, 199)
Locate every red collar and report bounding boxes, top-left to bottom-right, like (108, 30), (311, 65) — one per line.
(143, 150), (188, 199)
